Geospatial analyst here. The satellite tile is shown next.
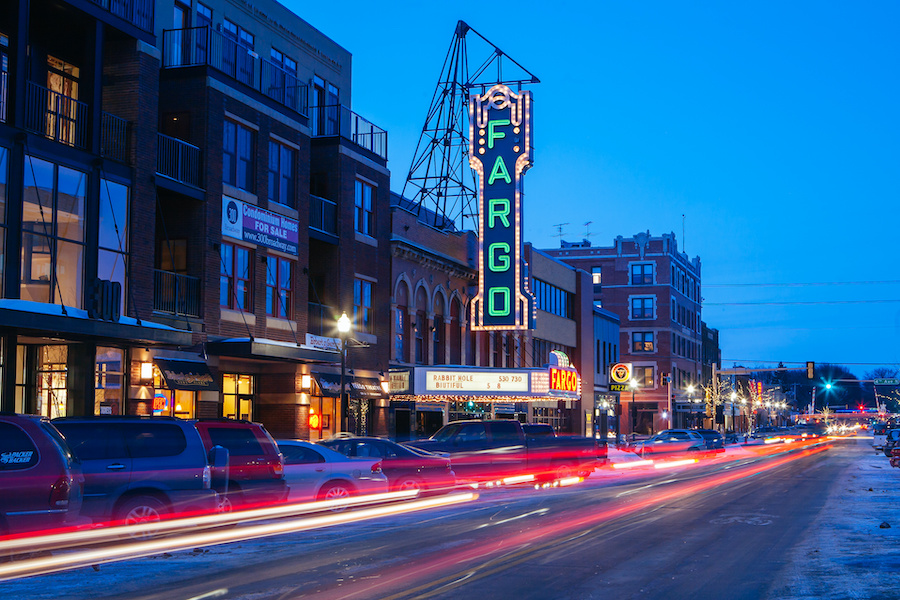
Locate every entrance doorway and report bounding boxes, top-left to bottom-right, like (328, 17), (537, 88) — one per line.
(223, 373), (254, 420)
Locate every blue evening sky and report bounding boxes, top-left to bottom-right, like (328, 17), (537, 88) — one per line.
(286, 1), (900, 374)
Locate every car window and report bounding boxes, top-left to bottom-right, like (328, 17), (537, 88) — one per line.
(41, 422), (76, 466)
(0, 422), (39, 470)
(457, 423), (487, 442)
(374, 442), (398, 458)
(324, 441), (352, 456)
(281, 444), (325, 464)
(356, 442), (383, 458)
(55, 423), (127, 460)
(206, 427), (265, 456)
(671, 432), (691, 440)
(431, 423), (461, 442)
(491, 421), (521, 441)
(126, 424), (187, 458)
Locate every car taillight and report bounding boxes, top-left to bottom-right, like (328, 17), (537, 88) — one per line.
(273, 459), (284, 477)
(202, 465), (211, 489)
(371, 461), (382, 474)
(50, 476), (70, 508)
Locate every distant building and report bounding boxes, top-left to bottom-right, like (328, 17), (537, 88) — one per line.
(545, 232), (702, 435)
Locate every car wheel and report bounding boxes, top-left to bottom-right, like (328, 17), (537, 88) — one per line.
(396, 478), (424, 494)
(554, 463), (576, 480)
(318, 482), (354, 511)
(117, 496), (167, 538)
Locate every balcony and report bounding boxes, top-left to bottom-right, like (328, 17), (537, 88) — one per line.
(161, 27), (309, 117)
(25, 81), (88, 149)
(87, 0), (154, 33)
(154, 269), (200, 318)
(310, 104), (387, 160)
(309, 194), (338, 236)
(157, 133), (202, 188)
(100, 112), (129, 163)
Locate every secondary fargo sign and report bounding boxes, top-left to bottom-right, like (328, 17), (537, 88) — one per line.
(469, 84), (535, 331)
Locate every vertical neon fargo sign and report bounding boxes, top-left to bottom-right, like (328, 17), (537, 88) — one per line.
(469, 85), (535, 331)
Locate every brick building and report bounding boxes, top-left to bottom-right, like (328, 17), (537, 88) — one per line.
(545, 232), (703, 435)
(0, 0), (392, 439)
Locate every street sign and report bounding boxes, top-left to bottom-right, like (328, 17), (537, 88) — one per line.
(874, 378), (899, 386)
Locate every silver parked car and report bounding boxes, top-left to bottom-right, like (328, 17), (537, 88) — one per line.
(632, 429), (706, 458)
(276, 440), (388, 504)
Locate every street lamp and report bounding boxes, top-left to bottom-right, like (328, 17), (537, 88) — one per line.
(337, 312), (351, 433)
(687, 384), (696, 428)
(730, 391), (738, 435)
(629, 378), (639, 437)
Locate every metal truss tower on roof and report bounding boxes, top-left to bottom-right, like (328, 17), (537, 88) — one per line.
(401, 20), (539, 232)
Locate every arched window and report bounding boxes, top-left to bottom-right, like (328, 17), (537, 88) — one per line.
(415, 286), (428, 364)
(432, 293), (445, 365)
(395, 281), (409, 362)
(449, 297), (462, 365)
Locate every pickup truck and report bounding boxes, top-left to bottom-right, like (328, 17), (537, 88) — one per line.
(406, 420), (606, 482)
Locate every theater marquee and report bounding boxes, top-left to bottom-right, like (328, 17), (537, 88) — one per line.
(469, 84), (535, 331)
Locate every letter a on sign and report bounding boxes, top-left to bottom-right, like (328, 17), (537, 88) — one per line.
(469, 84), (535, 331)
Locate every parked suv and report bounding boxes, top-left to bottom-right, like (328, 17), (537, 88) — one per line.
(194, 419), (288, 510)
(0, 414), (83, 535)
(52, 417), (217, 525)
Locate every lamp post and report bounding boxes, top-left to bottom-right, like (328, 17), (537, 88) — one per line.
(687, 384), (696, 428)
(730, 391), (737, 435)
(629, 378), (639, 437)
(337, 312), (351, 434)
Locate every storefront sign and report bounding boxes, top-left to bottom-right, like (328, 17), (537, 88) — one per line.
(425, 370), (529, 393)
(390, 371), (410, 393)
(469, 84), (535, 331)
(305, 333), (340, 352)
(549, 367), (579, 394)
(155, 359), (218, 391)
(314, 373), (386, 398)
(222, 196), (299, 255)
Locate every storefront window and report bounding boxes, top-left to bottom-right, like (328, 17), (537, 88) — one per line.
(223, 373), (254, 420)
(151, 366), (197, 418)
(94, 347), (123, 415)
(37, 345), (67, 418)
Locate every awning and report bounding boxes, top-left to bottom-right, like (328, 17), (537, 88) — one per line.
(314, 373), (386, 399)
(155, 359), (219, 391)
(205, 338), (338, 363)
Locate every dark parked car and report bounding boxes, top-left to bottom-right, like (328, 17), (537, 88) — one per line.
(883, 429), (900, 458)
(0, 414), (83, 535)
(194, 419), (288, 510)
(319, 436), (456, 494)
(53, 417), (218, 526)
(695, 429), (725, 453)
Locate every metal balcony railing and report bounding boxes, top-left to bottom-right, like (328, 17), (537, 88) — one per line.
(310, 104), (387, 160)
(0, 69), (7, 123)
(162, 27), (309, 117)
(100, 112), (129, 163)
(309, 194), (338, 236)
(25, 81), (89, 149)
(154, 269), (200, 318)
(157, 133), (202, 188)
(88, 0), (154, 33)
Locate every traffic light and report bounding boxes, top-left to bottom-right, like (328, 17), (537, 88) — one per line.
(806, 362), (815, 379)
(308, 412), (321, 430)
(659, 372), (670, 387)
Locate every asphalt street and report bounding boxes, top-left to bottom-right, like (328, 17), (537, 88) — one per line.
(3, 436), (871, 600)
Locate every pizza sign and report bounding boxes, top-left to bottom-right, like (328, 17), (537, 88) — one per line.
(610, 363), (633, 384)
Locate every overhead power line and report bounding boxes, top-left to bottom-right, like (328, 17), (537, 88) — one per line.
(704, 280), (900, 288)
(703, 299), (900, 306)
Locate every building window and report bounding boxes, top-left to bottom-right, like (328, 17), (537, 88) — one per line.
(222, 19), (254, 85)
(98, 178), (129, 316)
(268, 49), (298, 108)
(631, 297), (653, 320)
(21, 156), (85, 308)
(631, 263), (653, 285)
(632, 331), (654, 353)
(533, 278), (572, 319)
(268, 140), (295, 207)
(354, 179), (374, 236)
(222, 373), (253, 421)
(0, 146), (6, 295)
(265, 256), (292, 319)
(223, 119), (254, 191)
(354, 278), (373, 334)
(591, 266), (601, 293)
(220, 242), (252, 311)
(634, 365), (654, 387)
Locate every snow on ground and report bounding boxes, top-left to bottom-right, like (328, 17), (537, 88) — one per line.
(768, 436), (900, 600)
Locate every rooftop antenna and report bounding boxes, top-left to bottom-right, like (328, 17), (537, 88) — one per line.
(552, 222), (569, 244)
(583, 221), (594, 240)
(401, 21), (540, 232)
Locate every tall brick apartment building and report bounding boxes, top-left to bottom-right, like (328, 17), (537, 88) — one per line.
(0, 0), (392, 440)
(545, 232), (702, 435)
